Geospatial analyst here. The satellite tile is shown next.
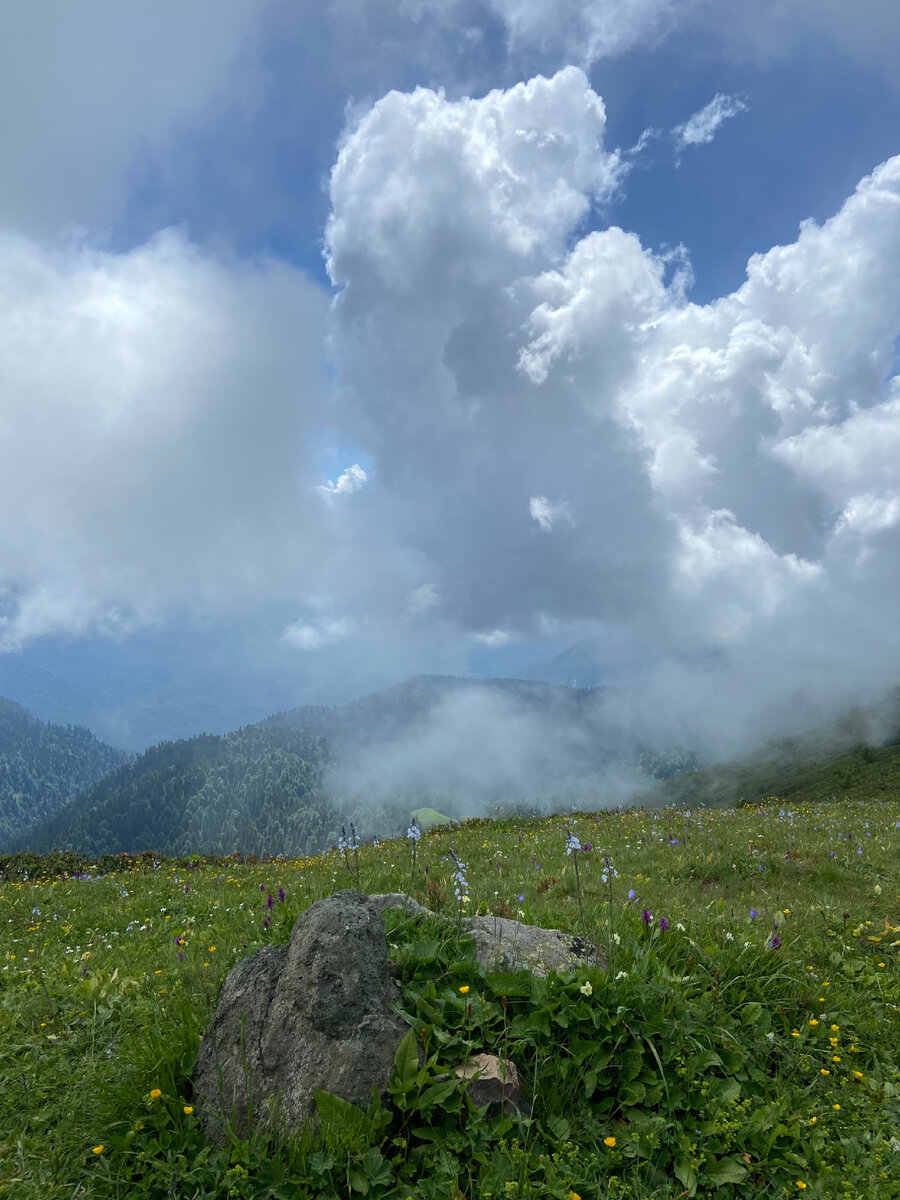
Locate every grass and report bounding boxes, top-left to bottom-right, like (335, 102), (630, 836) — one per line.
(1, 795), (899, 1198)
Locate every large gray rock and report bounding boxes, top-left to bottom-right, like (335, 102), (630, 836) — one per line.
(194, 891), (407, 1142)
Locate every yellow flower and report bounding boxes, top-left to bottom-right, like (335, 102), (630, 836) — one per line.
(809, 1116), (817, 1125)
(852, 1070), (864, 1079)
(796, 1182), (807, 1190)
(209, 946), (216, 952)
(459, 985), (470, 995)
(183, 1105), (194, 1115)
(830, 1024), (839, 1031)
(877, 962), (885, 968)
(791, 1029), (800, 1038)
(604, 1136), (616, 1148)
(150, 1088), (162, 1099)
(580, 981), (593, 996)
(91, 1145), (104, 1155)
(820, 1069), (830, 1076)
(832, 1055), (841, 1062)
(570, 1193), (582, 1200)
(783, 909), (791, 915)
(809, 1019), (819, 1026)
(833, 1104), (841, 1111)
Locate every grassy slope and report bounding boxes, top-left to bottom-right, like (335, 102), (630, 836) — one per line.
(2, 785), (899, 1200)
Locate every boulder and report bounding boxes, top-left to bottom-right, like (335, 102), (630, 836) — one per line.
(194, 891), (407, 1142)
(466, 913), (602, 977)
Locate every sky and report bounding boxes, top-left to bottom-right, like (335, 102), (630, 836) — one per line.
(1, 0), (899, 755)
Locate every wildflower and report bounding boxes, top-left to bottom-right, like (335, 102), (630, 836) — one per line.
(92, 1145), (104, 1155)
(830, 1024), (839, 1031)
(208, 946), (216, 952)
(183, 1105), (194, 1115)
(809, 1019), (818, 1026)
(809, 1116), (817, 1125)
(852, 1070), (864, 1079)
(767, 935), (782, 949)
(833, 1104), (841, 1111)
(565, 830), (581, 856)
(450, 851), (469, 903)
(407, 818), (421, 843)
(580, 981), (593, 996)
(627, 889), (636, 901)
(570, 1193), (582, 1200)
(792, 1029), (800, 1038)
(796, 1182), (807, 1190)
(459, 985), (470, 995)
(604, 1136), (616, 1148)
(150, 1088), (162, 1099)
(278, 887), (286, 903)
(749, 909), (758, 919)
(820, 1069), (830, 1076)
(641, 908), (653, 925)
(658, 917), (669, 932)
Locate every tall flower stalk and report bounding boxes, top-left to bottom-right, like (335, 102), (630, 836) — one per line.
(450, 850), (469, 932)
(566, 828), (585, 935)
(406, 817), (421, 899)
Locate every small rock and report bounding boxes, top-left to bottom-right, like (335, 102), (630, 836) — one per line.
(454, 1053), (524, 1113)
(466, 914), (603, 977)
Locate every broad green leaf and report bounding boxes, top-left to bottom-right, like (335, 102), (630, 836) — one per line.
(705, 1156), (749, 1187)
(392, 1028), (420, 1090)
(674, 1158), (698, 1197)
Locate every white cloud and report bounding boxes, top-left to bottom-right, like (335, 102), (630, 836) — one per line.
(529, 495), (573, 530)
(283, 617), (353, 650)
(0, 227), (329, 648)
(672, 93), (749, 156)
(473, 629), (511, 646)
(324, 63), (900, 730)
(317, 463), (369, 497)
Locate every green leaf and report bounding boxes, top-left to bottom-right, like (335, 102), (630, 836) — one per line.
(418, 1077), (459, 1108)
(674, 1158), (698, 1196)
(620, 1047), (643, 1081)
(741, 1002), (762, 1025)
(348, 1168), (369, 1195)
(705, 1156), (749, 1187)
(392, 1028), (420, 1090)
(620, 1079), (646, 1106)
(694, 1049), (724, 1072)
(715, 1078), (741, 1105)
(314, 1089), (372, 1155)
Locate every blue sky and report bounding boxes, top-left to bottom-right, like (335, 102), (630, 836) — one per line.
(1, 1), (899, 748)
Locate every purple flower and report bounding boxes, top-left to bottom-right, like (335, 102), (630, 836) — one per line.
(278, 887), (286, 903)
(260, 883), (266, 892)
(267, 893), (274, 909)
(658, 917), (669, 932)
(177, 951), (185, 962)
(262, 917), (270, 931)
(183, 883), (190, 894)
(767, 935), (782, 950)
(641, 908), (653, 925)
(749, 909), (758, 919)
(628, 889), (637, 901)
(517, 894), (525, 902)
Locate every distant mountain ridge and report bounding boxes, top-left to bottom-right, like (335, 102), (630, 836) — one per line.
(0, 697), (128, 844)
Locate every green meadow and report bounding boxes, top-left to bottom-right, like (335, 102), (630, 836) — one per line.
(2, 797), (898, 1199)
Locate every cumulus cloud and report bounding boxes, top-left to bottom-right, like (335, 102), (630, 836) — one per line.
(321, 64), (900, 746)
(317, 463), (369, 497)
(0, 227), (329, 648)
(672, 93), (749, 157)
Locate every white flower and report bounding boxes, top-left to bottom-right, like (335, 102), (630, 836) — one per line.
(615, 970), (629, 980)
(676, 923), (686, 932)
(613, 933), (621, 945)
(580, 981), (593, 996)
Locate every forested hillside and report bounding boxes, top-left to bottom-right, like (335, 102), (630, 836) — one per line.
(0, 698), (127, 843)
(12, 725), (335, 858)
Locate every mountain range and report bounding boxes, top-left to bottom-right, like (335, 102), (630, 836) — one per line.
(3, 672), (898, 860)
